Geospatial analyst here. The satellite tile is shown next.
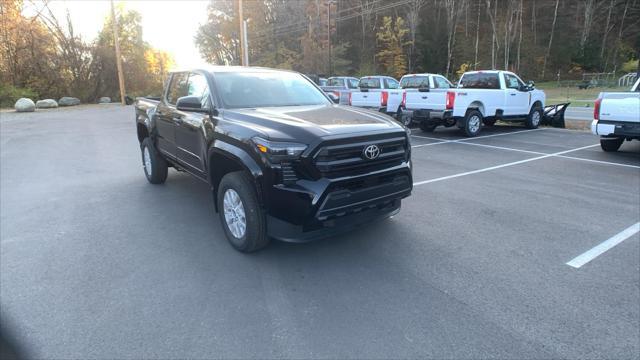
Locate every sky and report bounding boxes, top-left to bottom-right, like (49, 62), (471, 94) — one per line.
(25, 0), (211, 69)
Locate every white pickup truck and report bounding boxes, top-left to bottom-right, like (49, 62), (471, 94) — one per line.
(399, 73), (455, 131)
(591, 78), (640, 152)
(442, 70), (546, 136)
(349, 76), (405, 120)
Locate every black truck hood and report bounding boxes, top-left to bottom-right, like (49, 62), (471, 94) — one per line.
(222, 104), (404, 141)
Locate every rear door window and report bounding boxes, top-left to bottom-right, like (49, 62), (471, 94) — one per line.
(166, 72), (189, 105)
(385, 78), (400, 89)
(400, 76), (429, 89)
(459, 73), (500, 89)
(433, 76), (452, 89)
(359, 77), (381, 89)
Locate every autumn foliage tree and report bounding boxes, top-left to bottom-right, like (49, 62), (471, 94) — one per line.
(376, 16), (411, 79)
(0, 0), (173, 107)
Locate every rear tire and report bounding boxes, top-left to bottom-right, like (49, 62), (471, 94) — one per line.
(460, 109), (482, 137)
(217, 171), (269, 252)
(525, 106), (542, 129)
(600, 137), (624, 152)
(141, 137), (168, 184)
(419, 121), (437, 132)
(397, 107), (411, 126)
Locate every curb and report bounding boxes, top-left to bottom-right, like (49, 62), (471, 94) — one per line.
(564, 118), (591, 131)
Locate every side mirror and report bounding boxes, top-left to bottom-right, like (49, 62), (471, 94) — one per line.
(176, 95), (207, 112)
(418, 87), (430, 93)
(327, 93), (340, 103)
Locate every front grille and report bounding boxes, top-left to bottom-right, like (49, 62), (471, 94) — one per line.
(314, 136), (408, 177)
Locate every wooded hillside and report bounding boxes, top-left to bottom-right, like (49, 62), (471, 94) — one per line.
(196, 0), (640, 81)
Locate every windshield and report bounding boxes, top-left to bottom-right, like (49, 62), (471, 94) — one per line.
(214, 71), (331, 108)
(400, 76), (429, 89)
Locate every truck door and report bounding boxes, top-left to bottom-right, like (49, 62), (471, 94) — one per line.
(174, 72), (211, 178)
(155, 72), (188, 160)
(503, 73), (529, 116)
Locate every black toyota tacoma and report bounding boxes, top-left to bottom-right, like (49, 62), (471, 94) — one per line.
(135, 66), (412, 252)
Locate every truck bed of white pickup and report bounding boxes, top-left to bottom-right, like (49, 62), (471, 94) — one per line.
(591, 78), (640, 152)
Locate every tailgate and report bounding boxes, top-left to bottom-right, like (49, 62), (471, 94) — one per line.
(600, 93), (640, 123)
(350, 91), (381, 108)
(405, 89), (446, 111)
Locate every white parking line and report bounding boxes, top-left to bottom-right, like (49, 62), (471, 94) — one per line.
(410, 128), (544, 144)
(411, 141), (451, 148)
(457, 128), (545, 142)
(566, 222), (640, 268)
(410, 134), (449, 142)
(554, 155), (640, 169)
(411, 132), (640, 169)
(413, 144), (599, 186)
(455, 141), (547, 155)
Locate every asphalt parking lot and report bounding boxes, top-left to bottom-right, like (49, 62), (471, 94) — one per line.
(1, 105), (639, 358)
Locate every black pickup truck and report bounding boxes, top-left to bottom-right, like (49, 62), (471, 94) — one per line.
(135, 66), (412, 252)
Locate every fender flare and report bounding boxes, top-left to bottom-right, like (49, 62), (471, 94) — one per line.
(529, 100), (543, 112)
(208, 140), (263, 179)
(207, 140), (265, 210)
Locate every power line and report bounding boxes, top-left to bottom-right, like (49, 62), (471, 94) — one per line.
(251, 0), (411, 41)
(252, 0), (385, 38)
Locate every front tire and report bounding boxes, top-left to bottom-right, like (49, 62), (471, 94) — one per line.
(600, 137), (624, 152)
(141, 137), (168, 184)
(525, 106), (542, 129)
(217, 171), (269, 252)
(460, 109), (482, 137)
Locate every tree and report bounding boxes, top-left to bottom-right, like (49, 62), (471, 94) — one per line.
(404, 0), (426, 72)
(541, 0), (560, 79)
(376, 16), (410, 79)
(195, 0), (240, 65)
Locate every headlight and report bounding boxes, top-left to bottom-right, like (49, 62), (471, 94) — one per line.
(252, 137), (307, 162)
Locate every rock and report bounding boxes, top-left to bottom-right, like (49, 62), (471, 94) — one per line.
(58, 96), (81, 106)
(36, 99), (58, 109)
(98, 97), (111, 103)
(14, 98), (35, 112)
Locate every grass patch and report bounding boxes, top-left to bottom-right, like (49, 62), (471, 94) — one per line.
(535, 81), (627, 107)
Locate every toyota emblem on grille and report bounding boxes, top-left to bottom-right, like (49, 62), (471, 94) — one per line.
(363, 144), (380, 160)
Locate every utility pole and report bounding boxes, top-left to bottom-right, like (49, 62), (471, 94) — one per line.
(110, 0), (126, 105)
(243, 19), (249, 66)
(238, 0), (245, 66)
(327, 0), (333, 75)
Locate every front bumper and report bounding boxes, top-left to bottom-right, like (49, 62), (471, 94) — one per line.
(265, 164), (412, 242)
(592, 119), (640, 138)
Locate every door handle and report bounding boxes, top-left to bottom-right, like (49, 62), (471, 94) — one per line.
(510, 93), (516, 96)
